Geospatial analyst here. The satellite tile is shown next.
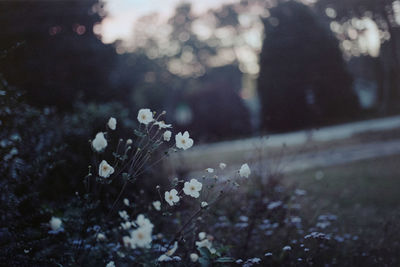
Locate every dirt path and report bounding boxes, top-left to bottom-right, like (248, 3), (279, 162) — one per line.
(168, 115), (400, 174)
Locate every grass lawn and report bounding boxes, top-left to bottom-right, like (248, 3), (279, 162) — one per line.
(286, 155), (400, 236)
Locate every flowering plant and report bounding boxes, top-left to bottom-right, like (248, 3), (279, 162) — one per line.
(2, 86), (399, 266)
(48, 108), (254, 266)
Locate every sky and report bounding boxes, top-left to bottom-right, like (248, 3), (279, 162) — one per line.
(101, 0), (239, 44)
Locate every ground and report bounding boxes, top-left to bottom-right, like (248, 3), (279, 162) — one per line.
(287, 155), (400, 237)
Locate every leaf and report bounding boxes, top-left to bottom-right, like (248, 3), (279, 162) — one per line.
(199, 247), (211, 259)
(134, 129), (145, 138)
(215, 257), (235, 263)
(199, 257), (210, 267)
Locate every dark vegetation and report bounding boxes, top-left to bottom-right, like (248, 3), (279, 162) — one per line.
(1, 0), (400, 265)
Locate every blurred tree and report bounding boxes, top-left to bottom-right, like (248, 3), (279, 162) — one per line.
(0, 0), (120, 110)
(257, 1), (360, 132)
(315, 0), (400, 113)
(125, 3), (252, 141)
(184, 65), (251, 142)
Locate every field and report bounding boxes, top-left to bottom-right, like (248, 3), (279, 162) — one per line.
(286, 155), (400, 238)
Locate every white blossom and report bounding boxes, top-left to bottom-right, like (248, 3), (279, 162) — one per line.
(123, 235), (134, 249)
(131, 226), (152, 248)
(106, 261), (115, 267)
(119, 210), (129, 221)
(175, 131), (194, 150)
(183, 179), (202, 198)
(99, 160), (114, 178)
(283, 245), (292, 251)
(152, 201), (161, 211)
(163, 130), (172, 141)
(239, 163), (251, 178)
(123, 198), (130, 206)
(136, 214), (154, 231)
(121, 221), (131, 230)
(10, 148), (18, 155)
(196, 238), (216, 254)
(206, 168), (214, 173)
(154, 121), (172, 129)
(97, 233), (106, 241)
(126, 139), (133, 145)
(137, 108), (153, 125)
(249, 258), (261, 263)
(92, 132), (107, 152)
(166, 241), (178, 256)
(219, 163), (227, 170)
(190, 253), (199, 262)
(49, 217), (62, 231)
(267, 201), (282, 210)
(107, 117), (117, 130)
(201, 201), (208, 208)
(158, 255), (172, 262)
(164, 189), (180, 206)
(198, 232), (206, 240)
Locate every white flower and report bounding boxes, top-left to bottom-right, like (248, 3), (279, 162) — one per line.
(137, 108), (153, 125)
(219, 163), (227, 170)
(166, 241), (178, 256)
(123, 198), (130, 206)
(183, 179), (202, 198)
(49, 217), (62, 231)
(196, 238), (216, 254)
(106, 261), (115, 267)
(163, 130), (172, 141)
(239, 163), (251, 178)
(119, 210), (129, 221)
(10, 148), (18, 155)
(121, 221), (131, 230)
(97, 233), (106, 241)
(126, 139), (133, 145)
(198, 232), (206, 240)
(99, 160), (114, 178)
(154, 121), (172, 129)
(196, 238), (211, 248)
(201, 201), (208, 208)
(92, 132), (107, 152)
(152, 201), (161, 211)
(175, 131), (194, 150)
(249, 258), (261, 263)
(206, 168), (214, 173)
(283, 245), (292, 251)
(107, 117), (117, 130)
(131, 227), (152, 248)
(136, 214), (154, 231)
(158, 255), (172, 262)
(190, 253), (199, 262)
(123, 235), (134, 249)
(165, 189), (180, 206)
(267, 201), (282, 210)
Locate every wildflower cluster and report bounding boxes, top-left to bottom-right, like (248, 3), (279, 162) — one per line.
(46, 107), (254, 265)
(88, 108), (195, 186)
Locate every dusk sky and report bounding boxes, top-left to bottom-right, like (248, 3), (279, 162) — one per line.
(101, 0), (239, 43)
